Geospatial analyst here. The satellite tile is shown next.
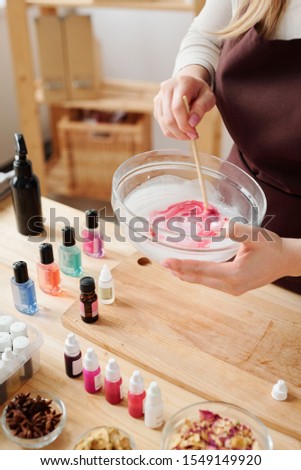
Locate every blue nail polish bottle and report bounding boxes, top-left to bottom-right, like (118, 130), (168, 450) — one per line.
(10, 261), (38, 315)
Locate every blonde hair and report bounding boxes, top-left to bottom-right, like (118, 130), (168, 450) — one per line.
(219, 0), (288, 39)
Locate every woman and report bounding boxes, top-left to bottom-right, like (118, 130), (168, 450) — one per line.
(154, 0), (301, 295)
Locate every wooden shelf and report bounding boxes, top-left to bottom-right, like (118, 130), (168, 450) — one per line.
(35, 78), (159, 112)
(7, 0), (204, 194)
(26, 1), (201, 13)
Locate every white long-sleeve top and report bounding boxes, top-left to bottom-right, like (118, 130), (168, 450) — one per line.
(174, 0), (301, 82)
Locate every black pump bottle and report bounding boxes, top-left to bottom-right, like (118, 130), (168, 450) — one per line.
(10, 133), (44, 236)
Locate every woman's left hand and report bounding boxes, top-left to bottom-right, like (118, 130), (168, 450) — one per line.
(160, 223), (295, 295)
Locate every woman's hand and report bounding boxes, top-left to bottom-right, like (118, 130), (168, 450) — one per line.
(154, 65), (216, 140)
(161, 223), (300, 295)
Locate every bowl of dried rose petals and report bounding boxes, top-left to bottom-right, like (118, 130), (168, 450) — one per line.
(161, 401), (273, 450)
(1, 391), (66, 449)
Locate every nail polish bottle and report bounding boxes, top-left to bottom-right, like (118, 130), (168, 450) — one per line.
(104, 358), (123, 405)
(64, 332), (83, 378)
(79, 276), (99, 324)
(58, 226), (83, 277)
(128, 370), (146, 419)
(37, 243), (62, 295)
(10, 133), (44, 236)
(13, 335), (33, 379)
(83, 347), (102, 394)
(10, 261), (38, 315)
(144, 381), (164, 429)
(82, 209), (104, 258)
(98, 264), (115, 305)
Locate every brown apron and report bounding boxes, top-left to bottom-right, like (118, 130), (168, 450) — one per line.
(215, 26), (301, 294)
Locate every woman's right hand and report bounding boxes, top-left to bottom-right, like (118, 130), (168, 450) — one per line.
(153, 65), (216, 140)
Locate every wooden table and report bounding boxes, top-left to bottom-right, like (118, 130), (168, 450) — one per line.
(0, 196), (300, 450)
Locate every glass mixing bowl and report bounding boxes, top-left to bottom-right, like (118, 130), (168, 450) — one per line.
(111, 150), (267, 263)
(161, 401), (273, 450)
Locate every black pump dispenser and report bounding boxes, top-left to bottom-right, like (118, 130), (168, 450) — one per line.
(10, 134), (44, 235)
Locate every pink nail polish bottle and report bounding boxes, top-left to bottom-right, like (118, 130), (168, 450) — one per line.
(128, 370), (146, 419)
(104, 358), (122, 405)
(83, 347), (102, 394)
(82, 209), (104, 258)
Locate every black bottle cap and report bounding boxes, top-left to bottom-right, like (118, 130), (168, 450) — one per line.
(62, 226), (76, 247)
(80, 276), (95, 293)
(13, 261), (29, 284)
(39, 243), (54, 264)
(85, 209), (98, 229)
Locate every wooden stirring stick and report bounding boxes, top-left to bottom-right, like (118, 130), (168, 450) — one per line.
(183, 95), (208, 210)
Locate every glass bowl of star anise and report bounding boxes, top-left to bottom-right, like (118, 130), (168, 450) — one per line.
(1, 391), (66, 449)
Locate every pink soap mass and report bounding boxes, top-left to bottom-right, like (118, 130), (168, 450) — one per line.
(149, 200), (226, 249)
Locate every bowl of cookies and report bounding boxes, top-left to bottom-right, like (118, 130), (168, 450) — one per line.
(73, 426), (136, 450)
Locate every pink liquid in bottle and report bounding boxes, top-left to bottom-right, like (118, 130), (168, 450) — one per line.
(104, 358), (122, 405)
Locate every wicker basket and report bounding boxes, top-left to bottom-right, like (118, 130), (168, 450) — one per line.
(56, 112), (151, 200)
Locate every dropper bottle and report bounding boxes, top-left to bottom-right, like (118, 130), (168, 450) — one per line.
(128, 370), (146, 419)
(98, 264), (115, 304)
(10, 133), (44, 236)
(104, 357), (123, 405)
(64, 332), (83, 378)
(144, 381), (164, 429)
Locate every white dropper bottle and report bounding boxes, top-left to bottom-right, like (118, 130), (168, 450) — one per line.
(98, 264), (115, 304)
(144, 381), (164, 429)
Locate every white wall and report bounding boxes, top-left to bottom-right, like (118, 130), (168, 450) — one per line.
(0, 6), (20, 166)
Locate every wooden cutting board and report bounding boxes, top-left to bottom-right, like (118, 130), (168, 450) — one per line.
(62, 253), (301, 440)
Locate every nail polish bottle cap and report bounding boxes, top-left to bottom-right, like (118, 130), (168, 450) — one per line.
(0, 315), (14, 332)
(13, 261), (29, 283)
(80, 276), (96, 293)
(39, 243), (54, 264)
(271, 379), (288, 401)
(64, 332), (81, 356)
(2, 347), (17, 366)
(13, 335), (30, 355)
(129, 370), (144, 395)
(99, 264), (112, 283)
(10, 321), (27, 339)
(145, 381), (162, 406)
(0, 332), (12, 352)
(62, 226), (76, 247)
(105, 358), (120, 382)
(85, 209), (98, 229)
(84, 347), (99, 372)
